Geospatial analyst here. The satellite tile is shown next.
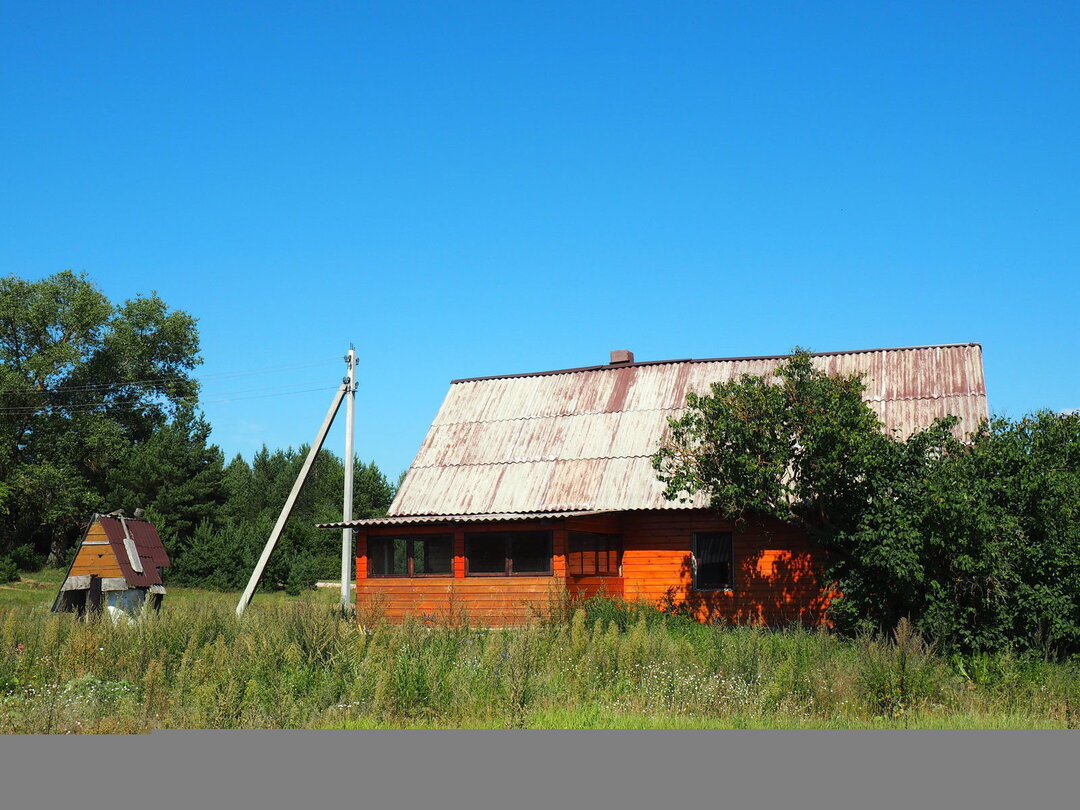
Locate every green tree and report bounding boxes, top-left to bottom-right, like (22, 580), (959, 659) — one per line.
(205, 446), (397, 592)
(653, 349), (1080, 655)
(653, 348), (887, 535)
(105, 405), (225, 560)
(0, 271), (202, 561)
(355, 459), (395, 520)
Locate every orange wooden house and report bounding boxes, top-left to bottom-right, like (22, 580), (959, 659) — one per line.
(322, 344), (988, 626)
(52, 512), (171, 616)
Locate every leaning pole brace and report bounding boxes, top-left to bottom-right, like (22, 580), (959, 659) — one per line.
(235, 381), (348, 617)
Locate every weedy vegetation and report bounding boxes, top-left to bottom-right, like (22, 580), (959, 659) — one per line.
(2, 584), (1079, 732)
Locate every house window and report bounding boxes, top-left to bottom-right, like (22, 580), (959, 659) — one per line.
(465, 531), (552, 576)
(567, 532), (621, 576)
(368, 534), (453, 577)
(692, 532), (733, 590)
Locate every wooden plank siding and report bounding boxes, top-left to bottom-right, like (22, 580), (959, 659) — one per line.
(354, 510), (832, 626)
(565, 576), (624, 600)
(621, 511), (831, 625)
(356, 519), (568, 625)
(354, 576), (563, 625)
(68, 521), (124, 578)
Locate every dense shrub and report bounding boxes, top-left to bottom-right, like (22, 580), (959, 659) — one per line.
(0, 558), (17, 584)
(8, 544), (44, 573)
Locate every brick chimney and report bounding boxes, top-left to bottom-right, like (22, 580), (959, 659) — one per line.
(609, 349), (635, 365)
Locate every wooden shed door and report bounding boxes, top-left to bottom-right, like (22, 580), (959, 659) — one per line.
(88, 575), (103, 613)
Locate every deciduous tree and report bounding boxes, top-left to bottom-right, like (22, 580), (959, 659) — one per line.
(653, 350), (1080, 655)
(0, 271), (201, 561)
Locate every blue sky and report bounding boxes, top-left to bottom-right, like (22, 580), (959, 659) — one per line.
(3, 1), (1078, 478)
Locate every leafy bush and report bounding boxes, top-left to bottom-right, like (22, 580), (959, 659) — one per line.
(8, 545), (43, 572)
(0, 558), (17, 584)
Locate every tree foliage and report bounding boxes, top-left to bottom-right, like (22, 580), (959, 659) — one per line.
(654, 349), (1080, 655)
(0, 271), (201, 560)
(0, 271), (397, 592)
(167, 445), (396, 593)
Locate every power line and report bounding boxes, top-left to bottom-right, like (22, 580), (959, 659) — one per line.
(0, 384), (342, 415)
(0, 357), (340, 396)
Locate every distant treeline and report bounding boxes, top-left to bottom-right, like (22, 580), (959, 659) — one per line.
(171, 445), (396, 593)
(0, 271), (395, 590)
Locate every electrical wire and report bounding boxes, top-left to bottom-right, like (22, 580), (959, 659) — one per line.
(0, 355), (350, 415)
(0, 357), (341, 396)
(0, 384), (343, 416)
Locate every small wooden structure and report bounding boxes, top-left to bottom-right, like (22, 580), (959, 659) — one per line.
(321, 343), (989, 626)
(52, 512), (171, 616)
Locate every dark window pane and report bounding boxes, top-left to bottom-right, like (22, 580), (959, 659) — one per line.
(416, 535), (453, 574)
(369, 534), (453, 577)
(693, 532), (732, 590)
(369, 536), (408, 576)
(569, 532), (621, 576)
(510, 532), (551, 574)
(581, 533), (597, 575)
(393, 538), (409, 574)
(467, 534), (506, 574)
(567, 532), (585, 575)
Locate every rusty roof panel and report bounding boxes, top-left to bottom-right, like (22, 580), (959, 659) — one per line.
(388, 344), (988, 517)
(869, 395), (988, 439)
(127, 520), (171, 568)
(412, 410), (679, 468)
(391, 456), (711, 515)
(97, 516), (170, 587)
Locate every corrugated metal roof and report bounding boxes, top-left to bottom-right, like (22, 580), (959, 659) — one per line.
(98, 516), (171, 587)
(318, 510), (613, 529)
(389, 344), (989, 517)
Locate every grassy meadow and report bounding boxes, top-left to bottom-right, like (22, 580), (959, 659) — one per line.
(2, 570), (1080, 731)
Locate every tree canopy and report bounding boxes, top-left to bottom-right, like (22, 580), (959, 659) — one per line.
(0, 271), (201, 559)
(0, 271), (396, 591)
(653, 349), (1080, 655)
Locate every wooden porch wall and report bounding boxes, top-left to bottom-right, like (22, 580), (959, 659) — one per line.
(565, 576), (624, 600)
(620, 511), (831, 625)
(354, 510), (830, 626)
(356, 520), (568, 626)
(355, 576), (561, 625)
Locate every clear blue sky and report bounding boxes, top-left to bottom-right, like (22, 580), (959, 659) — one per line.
(3, 1), (1078, 478)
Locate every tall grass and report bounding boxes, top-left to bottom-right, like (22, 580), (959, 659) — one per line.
(2, 596), (1079, 731)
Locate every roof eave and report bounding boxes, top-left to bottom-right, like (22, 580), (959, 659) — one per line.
(317, 509), (617, 529)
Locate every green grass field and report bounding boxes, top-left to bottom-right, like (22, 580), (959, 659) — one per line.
(0, 568), (341, 611)
(2, 570), (1079, 731)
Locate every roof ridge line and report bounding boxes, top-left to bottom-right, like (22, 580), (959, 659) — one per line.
(450, 343), (983, 384)
(407, 456), (655, 470)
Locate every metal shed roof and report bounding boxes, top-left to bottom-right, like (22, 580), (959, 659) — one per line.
(98, 515), (171, 587)
(388, 344), (989, 518)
